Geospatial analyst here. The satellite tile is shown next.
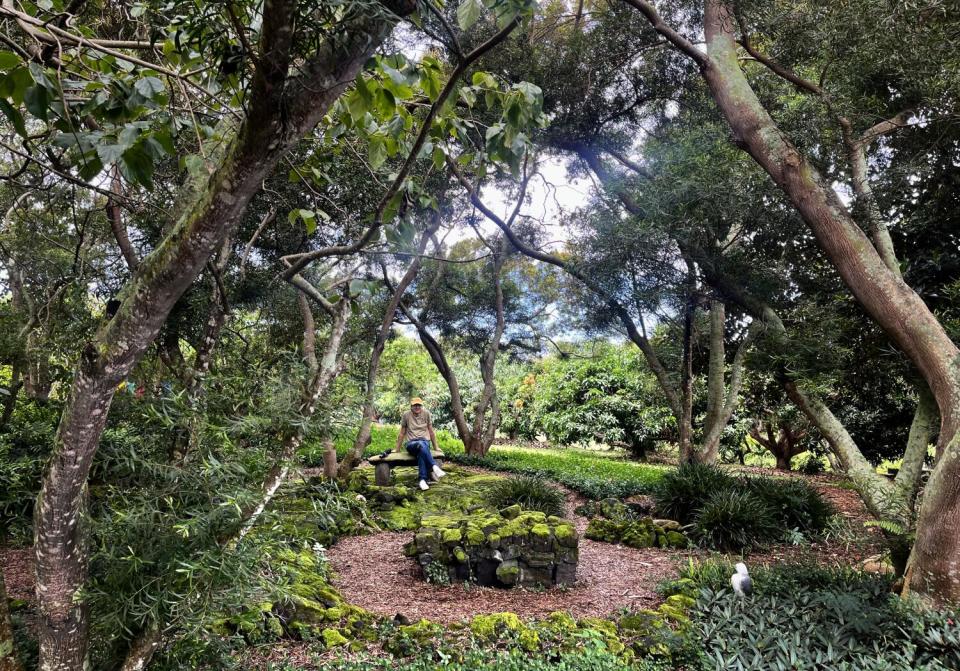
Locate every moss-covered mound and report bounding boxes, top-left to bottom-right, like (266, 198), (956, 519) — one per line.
(585, 516), (688, 549)
(575, 497), (652, 521)
(346, 465), (506, 531)
(404, 505), (579, 588)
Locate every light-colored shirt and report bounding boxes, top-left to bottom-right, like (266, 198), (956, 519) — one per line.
(400, 409), (433, 442)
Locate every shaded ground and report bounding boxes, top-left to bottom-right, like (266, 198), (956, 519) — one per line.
(2, 547), (33, 602)
(325, 466), (883, 624)
(327, 532), (680, 623)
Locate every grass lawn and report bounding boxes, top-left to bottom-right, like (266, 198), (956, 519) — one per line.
(449, 443), (668, 499)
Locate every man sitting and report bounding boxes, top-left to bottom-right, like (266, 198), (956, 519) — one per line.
(396, 397), (446, 490)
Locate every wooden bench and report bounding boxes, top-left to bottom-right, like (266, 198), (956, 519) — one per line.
(368, 450), (445, 486)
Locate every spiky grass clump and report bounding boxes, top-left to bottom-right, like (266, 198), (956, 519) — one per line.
(487, 475), (566, 518)
(652, 463), (737, 524)
(692, 490), (779, 551)
(744, 476), (834, 533)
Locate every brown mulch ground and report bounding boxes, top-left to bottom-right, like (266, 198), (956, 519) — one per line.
(2, 546), (33, 601)
(327, 532), (682, 624)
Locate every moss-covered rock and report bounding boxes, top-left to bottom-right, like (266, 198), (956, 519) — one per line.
(469, 612), (540, 650)
(322, 628), (349, 648)
(585, 516), (688, 550)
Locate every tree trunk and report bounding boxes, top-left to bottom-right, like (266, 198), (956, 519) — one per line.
(697, 1), (960, 602)
(33, 5), (408, 667)
(699, 318), (757, 464)
(467, 244), (508, 456)
(338, 220), (438, 479)
(677, 265), (696, 463)
(704, 300), (725, 437)
(894, 383), (938, 504)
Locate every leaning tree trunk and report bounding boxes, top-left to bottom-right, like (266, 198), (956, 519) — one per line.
(894, 383), (938, 505)
(695, 0), (960, 603)
(338, 221), (439, 479)
(31, 4), (410, 668)
(626, 0), (960, 603)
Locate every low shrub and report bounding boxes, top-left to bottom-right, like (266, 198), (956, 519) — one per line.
(743, 476), (834, 532)
(652, 463), (736, 524)
(653, 465), (833, 550)
(671, 561), (960, 670)
(487, 476), (565, 517)
(690, 489), (779, 551)
(796, 453), (826, 475)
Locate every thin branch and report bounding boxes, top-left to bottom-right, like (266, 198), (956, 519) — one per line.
(280, 16), (521, 281)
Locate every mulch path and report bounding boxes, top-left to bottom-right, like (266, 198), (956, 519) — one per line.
(2, 546), (33, 601)
(327, 532), (681, 624)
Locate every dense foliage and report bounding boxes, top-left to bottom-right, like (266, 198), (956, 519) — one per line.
(669, 562), (960, 670)
(653, 464), (833, 550)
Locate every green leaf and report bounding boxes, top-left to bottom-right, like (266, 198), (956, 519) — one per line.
(288, 208), (318, 235)
(459, 86), (477, 107)
(369, 137), (387, 169)
(96, 143), (126, 165)
(0, 99), (26, 138)
(77, 155), (104, 181)
(457, 0), (483, 30)
(23, 85), (49, 121)
(432, 146), (446, 170)
(119, 143), (154, 188)
(0, 51), (20, 70)
(134, 76), (164, 100)
(382, 190), (404, 223)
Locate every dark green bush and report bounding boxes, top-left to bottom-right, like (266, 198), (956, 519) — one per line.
(744, 476), (834, 533)
(797, 453), (826, 475)
(691, 489), (779, 551)
(487, 475), (565, 517)
(653, 465), (834, 550)
(652, 463), (737, 524)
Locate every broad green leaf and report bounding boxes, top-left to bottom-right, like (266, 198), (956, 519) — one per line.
(457, 0), (483, 30)
(0, 99), (26, 138)
(0, 51), (20, 70)
(459, 87), (476, 107)
(134, 76), (164, 99)
(96, 143), (126, 165)
(369, 137), (387, 169)
(119, 143), (155, 188)
(432, 146), (446, 170)
(77, 155), (104, 181)
(23, 85), (49, 121)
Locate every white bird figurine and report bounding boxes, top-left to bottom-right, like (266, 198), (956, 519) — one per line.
(731, 562), (752, 597)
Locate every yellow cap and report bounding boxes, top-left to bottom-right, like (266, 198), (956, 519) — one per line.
(410, 397), (424, 406)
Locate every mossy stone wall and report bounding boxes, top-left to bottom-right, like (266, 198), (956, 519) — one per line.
(404, 505), (579, 588)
